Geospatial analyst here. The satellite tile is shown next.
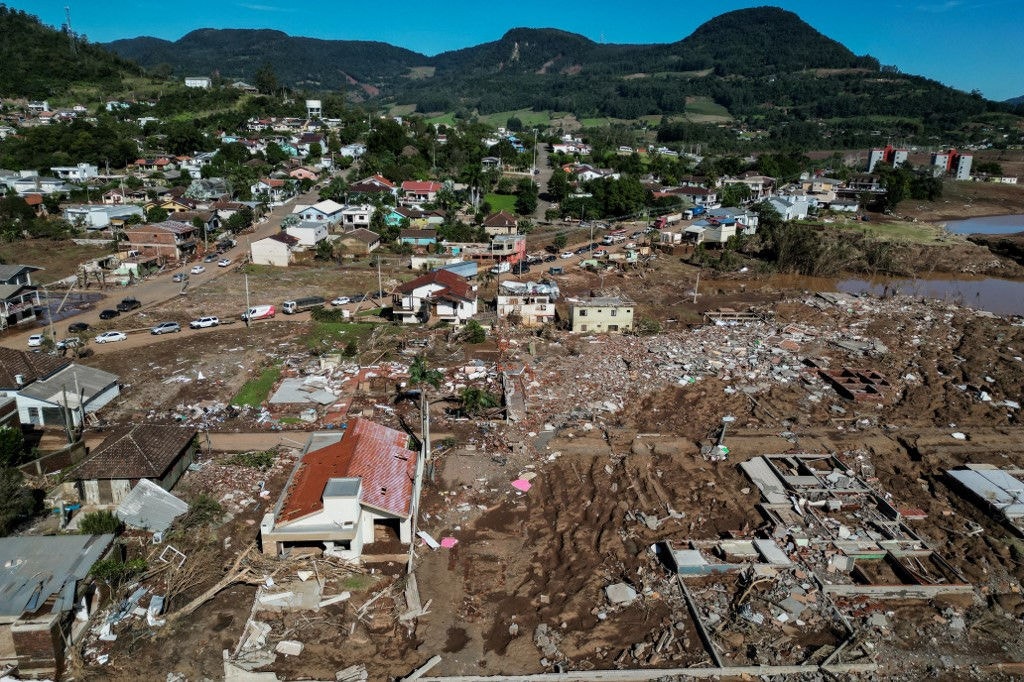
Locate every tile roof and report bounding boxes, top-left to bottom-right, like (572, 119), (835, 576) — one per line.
(483, 210), (518, 228)
(395, 269), (474, 301)
(126, 220), (196, 235)
(267, 232), (300, 246)
(278, 418), (417, 522)
(74, 424), (196, 481)
(342, 228), (381, 244)
(0, 348), (70, 390)
(401, 180), (442, 193)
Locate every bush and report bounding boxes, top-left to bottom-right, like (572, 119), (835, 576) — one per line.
(0, 426), (25, 467)
(182, 494), (223, 528)
(78, 509), (122, 535)
(226, 450), (275, 470)
(461, 319), (486, 344)
(310, 306), (349, 323)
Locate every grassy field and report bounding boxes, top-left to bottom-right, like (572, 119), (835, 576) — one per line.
(684, 97), (731, 121)
(484, 193), (517, 212)
(389, 103), (418, 116)
(425, 112), (457, 126)
(477, 109), (562, 128)
(302, 320), (379, 354)
(232, 364), (282, 406)
(405, 66), (436, 79)
(828, 218), (954, 244)
(0, 240), (116, 282)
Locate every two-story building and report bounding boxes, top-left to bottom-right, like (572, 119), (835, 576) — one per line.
(0, 348), (120, 427)
(393, 269), (478, 325)
(122, 221), (198, 262)
(50, 163), (99, 182)
(340, 204), (375, 230)
(292, 199), (345, 225)
(490, 235), (527, 265)
(482, 210), (519, 236)
(0, 265), (42, 331)
(569, 296), (634, 333)
(497, 280), (559, 327)
(400, 180), (442, 207)
(251, 178), (294, 205)
(285, 222), (328, 247)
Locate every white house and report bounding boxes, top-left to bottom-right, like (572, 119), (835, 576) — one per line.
(339, 143), (366, 158)
(292, 199), (345, 224)
(184, 76), (211, 89)
(340, 204), (375, 230)
(392, 269), (478, 325)
(250, 233), (300, 267)
(0, 265), (42, 331)
(285, 221), (328, 247)
(50, 163), (99, 182)
(260, 418), (418, 560)
(0, 349), (119, 428)
(251, 178), (293, 205)
(497, 280), (559, 327)
(768, 196), (814, 221)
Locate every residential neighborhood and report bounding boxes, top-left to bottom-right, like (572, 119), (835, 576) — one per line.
(1, 14), (1024, 680)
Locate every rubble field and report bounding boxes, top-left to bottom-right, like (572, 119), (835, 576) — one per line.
(58, 283), (1024, 681)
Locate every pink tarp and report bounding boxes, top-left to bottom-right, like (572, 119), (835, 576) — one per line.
(440, 537), (459, 548)
(511, 479), (532, 492)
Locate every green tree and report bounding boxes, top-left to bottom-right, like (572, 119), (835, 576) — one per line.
(721, 183), (751, 207)
(409, 355), (442, 389)
(458, 387), (499, 417)
(547, 167), (569, 202)
(0, 467), (37, 536)
(254, 63), (279, 95)
(515, 179), (538, 216)
(553, 232), (568, 249)
(145, 207), (168, 223)
(0, 426), (25, 467)
(461, 319), (486, 344)
(90, 557), (147, 597)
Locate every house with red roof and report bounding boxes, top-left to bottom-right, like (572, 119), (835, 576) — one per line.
(400, 180), (442, 206)
(259, 418), (419, 559)
(251, 177), (295, 205)
(392, 269), (479, 325)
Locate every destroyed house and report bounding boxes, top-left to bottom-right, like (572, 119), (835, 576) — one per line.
(0, 534), (114, 678)
(260, 418), (418, 560)
(0, 348), (120, 427)
(73, 424), (197, 505)
(947, 464), (1024, 536)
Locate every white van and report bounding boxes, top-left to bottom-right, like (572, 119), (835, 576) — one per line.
(242, 304), (276, 321)
(489, 261), (511, 275)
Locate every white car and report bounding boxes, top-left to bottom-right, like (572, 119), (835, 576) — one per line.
(27, 333), (44, 347)
(331, 296), (351, 306)
(217, 258), (232, 267)
(560, 251), (574, 259)
(190, 265), (206, 275)
(190, 316), (220, 329)
(95, 331), (127, 344)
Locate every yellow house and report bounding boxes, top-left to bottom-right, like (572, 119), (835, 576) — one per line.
(569, 296), (634, 333)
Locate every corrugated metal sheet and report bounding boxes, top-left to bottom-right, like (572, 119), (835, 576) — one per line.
(116, 478), (189, 532)
(0, 534), (114, 617)
(949, 468), (1024, 519)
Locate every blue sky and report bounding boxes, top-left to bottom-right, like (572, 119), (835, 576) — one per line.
(11, 0), (1024, 100)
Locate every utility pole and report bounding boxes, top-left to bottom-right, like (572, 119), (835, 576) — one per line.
(376, 256), (383, 302)
(244, 273), (251, 330)
(407, 390), (430, 575)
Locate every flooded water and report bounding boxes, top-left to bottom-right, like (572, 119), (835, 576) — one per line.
(836, 277), (1024, 316)
(944, 214), (1024, 235)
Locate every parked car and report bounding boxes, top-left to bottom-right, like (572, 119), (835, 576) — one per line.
(190, 316), (220, 329)
(217, 258), (232, 267)
(27, 333), (43, 347)
(190, 265), (206, 275)
(203, 253), (219, 263)
(116, 298), (141, 312)
(95, 331), (127, 344)
(68, 322), (90, 333)
(350, 293), (366, 303)
(99, 309), (120, 320)
(631, 231), (644, 238)
(151, 322), (181, 335)
(331, 296), (351, 306)
(593, 249), (608, 258)
(172, 273), (189, 283)
(543, 255), (557, 263)
(56, 337), (81, 350)
(560, 252), (574, 259)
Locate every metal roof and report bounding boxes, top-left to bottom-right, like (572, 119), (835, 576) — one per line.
(0, 534), (114, 617)
(948, 466), (1024, 519)
(115, 478), (189, 533)
(19, 364), (118, 409)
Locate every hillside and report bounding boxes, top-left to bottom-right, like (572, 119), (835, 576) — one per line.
(0, 5), (141, 99)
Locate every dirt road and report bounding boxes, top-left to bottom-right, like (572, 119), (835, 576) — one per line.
(1, 190), (321, 351)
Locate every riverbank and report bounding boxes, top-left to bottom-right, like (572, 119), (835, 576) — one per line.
(899, 179), (1024, 222)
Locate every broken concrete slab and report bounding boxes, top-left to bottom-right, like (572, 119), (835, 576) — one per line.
(604, 582), (638, 606)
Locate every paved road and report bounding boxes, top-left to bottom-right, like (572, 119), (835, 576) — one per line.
(2, 190), (322, 351)
(533, 140), (555, 220)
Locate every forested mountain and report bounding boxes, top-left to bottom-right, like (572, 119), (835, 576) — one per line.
(1007, 95), (1024, 107)
(0, 5), (141, 98)
(98, 6), (1006, 135)
(105, 28), (428, 91)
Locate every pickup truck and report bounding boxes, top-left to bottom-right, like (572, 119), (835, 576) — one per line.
(116, 298), (142, 312)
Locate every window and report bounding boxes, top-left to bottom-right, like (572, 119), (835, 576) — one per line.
(608, 325), (619, 332)
(580, 324), (588, 332)
(579, 309), (587, 317)
(611, 309), (617, 317)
